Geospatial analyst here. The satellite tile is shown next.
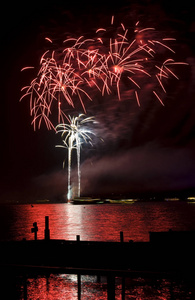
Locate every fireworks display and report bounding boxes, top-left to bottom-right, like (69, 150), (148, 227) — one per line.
(20, 17), (188, 130)
(20, 14), (189, 200)
(55, 114), (95, 199)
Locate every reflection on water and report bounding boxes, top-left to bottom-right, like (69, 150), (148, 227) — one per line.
(0, 202), (195, 242)
(26, 275), (107, 300)
(11, 274), (194, 300)
(1, 202), (195, 299)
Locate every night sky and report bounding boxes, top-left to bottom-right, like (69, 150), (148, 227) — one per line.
(1, 0), (195, 202)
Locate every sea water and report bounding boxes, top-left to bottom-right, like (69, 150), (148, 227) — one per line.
(0, 201), (195, 299)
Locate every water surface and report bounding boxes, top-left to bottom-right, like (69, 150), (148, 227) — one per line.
(1, 201), (195, 299)
(0, 201), (194, 242)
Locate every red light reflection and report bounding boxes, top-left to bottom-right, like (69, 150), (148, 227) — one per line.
(13, 274), (193, 300)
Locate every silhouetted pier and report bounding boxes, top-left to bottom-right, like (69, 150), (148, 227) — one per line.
(0, 216), (195, 299)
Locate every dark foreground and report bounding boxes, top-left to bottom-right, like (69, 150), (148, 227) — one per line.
(0, 232), (195, 272)
(0, 217), (194, 299)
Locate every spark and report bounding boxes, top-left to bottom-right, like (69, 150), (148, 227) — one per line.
(111, 15), (114, 25)
(21, 66), (35, 71)
(135, 90), (140, 107)
(153, 90), (165, 106)
(45, 37), (53, 43)
(96, 28), (106, 33)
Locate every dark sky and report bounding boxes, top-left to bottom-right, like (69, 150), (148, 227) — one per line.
(1, 0), (195, 202)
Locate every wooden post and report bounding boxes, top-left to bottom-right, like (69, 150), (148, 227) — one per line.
(122, 277), (125, 300)
(77, 273), (81, 300)
(44, 216), (50, 240)
(23, 274), (28, 300)
(31, 222), (38, 240)
(107, 275), (115, 300)
(120, 231), (124, 242)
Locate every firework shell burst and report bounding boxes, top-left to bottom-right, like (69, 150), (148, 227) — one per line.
(55, 114), (96, 198)
(20, 17), (188, 130)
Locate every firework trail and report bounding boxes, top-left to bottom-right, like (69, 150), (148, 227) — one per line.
(20, 18), (188, 130)
(55, 114), (95, 199)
